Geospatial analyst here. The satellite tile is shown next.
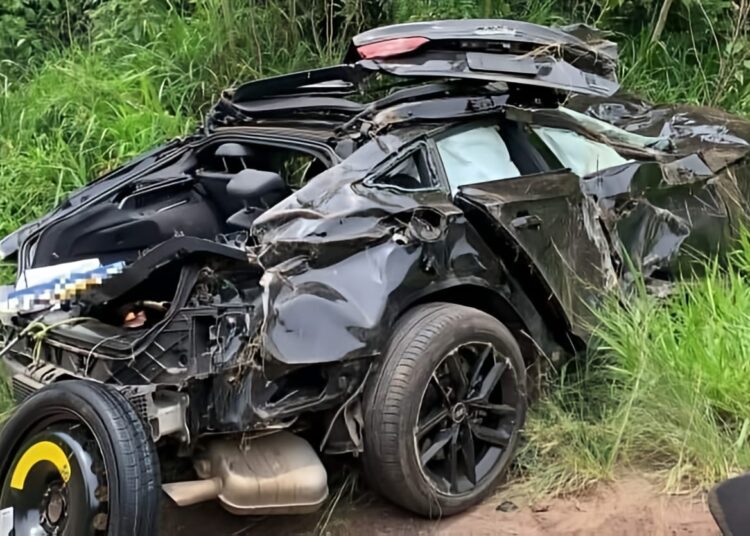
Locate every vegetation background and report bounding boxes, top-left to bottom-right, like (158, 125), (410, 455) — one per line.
(1, 0), (750, 497)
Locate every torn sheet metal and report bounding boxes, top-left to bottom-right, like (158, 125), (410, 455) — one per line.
(253, 95), (750, 360)
(570, 95), (745, 285)
(570, 94), (750, 169)
(587, 162), (731, 281)
(251, 135), (559, 364)
(455, 171), (617, 338)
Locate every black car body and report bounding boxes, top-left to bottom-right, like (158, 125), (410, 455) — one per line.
(1, 19), (750, 531)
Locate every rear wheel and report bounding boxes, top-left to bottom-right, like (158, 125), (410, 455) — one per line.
(0, 381), (160, 535)
(363, 303), (527, 517)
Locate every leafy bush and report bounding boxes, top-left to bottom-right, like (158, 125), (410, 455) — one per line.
(0, 0), (384, 244)
(0, 0), (102, 76)
(392, 0), (511, 21)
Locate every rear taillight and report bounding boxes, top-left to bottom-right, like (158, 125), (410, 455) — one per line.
(356, 37), (429, 60)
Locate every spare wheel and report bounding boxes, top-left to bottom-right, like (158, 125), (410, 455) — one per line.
(0, 380), (160, 535)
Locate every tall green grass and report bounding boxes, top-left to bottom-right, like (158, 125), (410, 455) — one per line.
(518, 236), (750, 496)
(0, 0), (367, 241)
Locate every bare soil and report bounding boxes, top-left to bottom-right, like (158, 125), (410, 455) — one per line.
(160, 475), (718, 536)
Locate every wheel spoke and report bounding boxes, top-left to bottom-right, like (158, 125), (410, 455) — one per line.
(473, 360), (508, 402)
(412, 337), (524, 497)
(449, 426), (459, 492)
(466, 401), (516, 416)
(431, 373), (453, 408)
(471, 423), (511, 447)
(460, 423), (477, 485)
(446, 351), (469, 400)
(420, 428), (453, 465)
(468, 344), (492, 390)
(416, 407), (450, 439)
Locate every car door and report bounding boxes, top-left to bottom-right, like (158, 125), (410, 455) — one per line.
(441, 120), (618, 339)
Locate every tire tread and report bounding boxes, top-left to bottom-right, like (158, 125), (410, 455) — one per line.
(363, 303), (525, 517)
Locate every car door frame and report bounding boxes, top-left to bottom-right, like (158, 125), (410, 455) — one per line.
(428, 116), (618, 340)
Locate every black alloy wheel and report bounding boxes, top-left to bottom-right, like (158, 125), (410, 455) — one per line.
(0, 380), (160, 535)
(363, 303), (527, 518)
(415, 341), (521, 496)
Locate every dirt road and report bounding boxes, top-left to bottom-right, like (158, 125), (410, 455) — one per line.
(160, 475), (718, 536)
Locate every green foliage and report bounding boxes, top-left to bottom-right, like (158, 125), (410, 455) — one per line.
(0, 0), (102, 76)
(0, 0), (381, 241)
(392, 0), (511, 21)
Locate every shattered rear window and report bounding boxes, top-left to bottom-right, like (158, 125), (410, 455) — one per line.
(437, 125), (521, 195)
(371, 150), (436, 190)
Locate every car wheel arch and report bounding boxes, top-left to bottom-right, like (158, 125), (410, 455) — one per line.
(399, 284), (534, 361)
(395, 284), (569, 400)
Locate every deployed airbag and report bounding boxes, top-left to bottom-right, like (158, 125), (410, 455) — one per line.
(533, 126), (630, 177)
(437, 126), (520, 195)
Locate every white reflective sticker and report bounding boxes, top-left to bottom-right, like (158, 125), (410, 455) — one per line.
(0, 507), (13, 536)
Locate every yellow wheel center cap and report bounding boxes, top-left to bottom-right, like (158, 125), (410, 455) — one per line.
(10, 441), (71, 491)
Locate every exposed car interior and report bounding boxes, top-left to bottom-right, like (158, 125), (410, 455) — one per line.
(436, 118), (633, 195)
(29, 140), (329, 268)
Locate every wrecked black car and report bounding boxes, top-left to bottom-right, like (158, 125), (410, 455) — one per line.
(2, 18), (750, 535)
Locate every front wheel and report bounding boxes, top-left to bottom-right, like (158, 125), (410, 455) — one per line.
(363, 303), (527, 517)
(0, 380), (160, 535)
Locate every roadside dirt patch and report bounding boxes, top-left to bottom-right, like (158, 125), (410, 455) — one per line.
(161, 475), (718, 535)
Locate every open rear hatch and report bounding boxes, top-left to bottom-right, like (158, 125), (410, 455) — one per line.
(216, 19), (619, 122)
(346, 19), (618, 97)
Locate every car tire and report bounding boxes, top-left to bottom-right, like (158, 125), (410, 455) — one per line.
(363, 303), (527, 518)
(0, 380), (160, 535)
